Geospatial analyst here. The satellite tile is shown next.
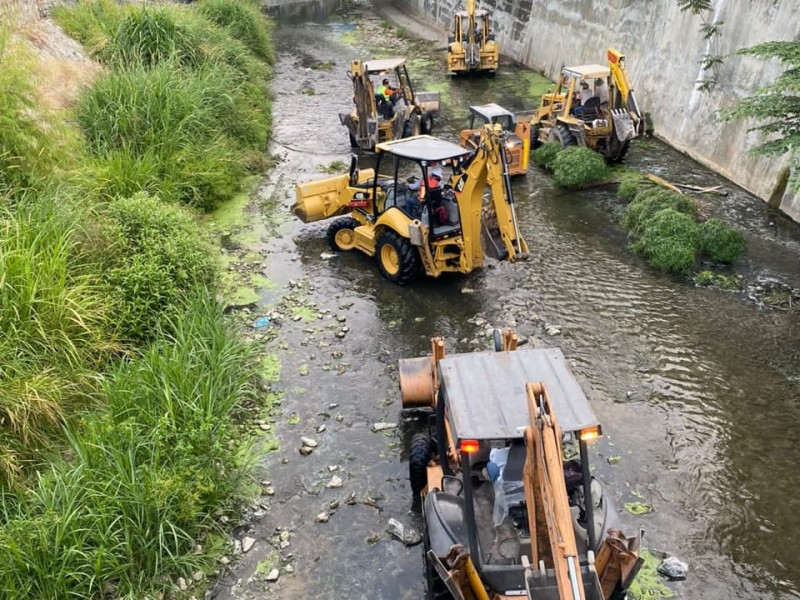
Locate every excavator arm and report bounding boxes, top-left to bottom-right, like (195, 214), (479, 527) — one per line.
(451, 124), (529, 270)
(607, 48), (642, 121)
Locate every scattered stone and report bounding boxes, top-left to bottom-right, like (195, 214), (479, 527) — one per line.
(328, 403), (339, 409)
(337, 315), (347, 322)
(285, 564), (295, 574)
(242, 537), (256, 553)
(461, 287), (476, 294)
(328, 465), (338, 472)
(280, 541), (290, 549)
(266, 568), (280, 582)
(193, 544), (203, 554)
(259, 423), (271, 431)
(372, 422), (397, 432)
(335, 414), (344, 422)
(336, 331), (346, 338)
(329, 499), (340, 510)
(292, 315), (302, 322)
(366, 533), (380, 545)
(658, 556), (689, 581)
(387, 518), (423, 546)
(178, 578), (188, 592)
(545, 325), (562, 336)
(299, 446), (314, 456)
(327, 475), (344, 488)
(331, 351), (343, 359)
(265, 486), (275, 496)
(301, 437), (318, 448)
(299, 364), (309, 376)
(414, 316), (425, 322)
(474, 318), (487, 327)
(280, 531), (290, 542)
(320, 252), (337, 260)
(315, 512), (330, 523)
(219, 556), (231, 565)
(317, 424), (327, 433)
(345, 492), (357, 505)
(193, 571), (204, 582)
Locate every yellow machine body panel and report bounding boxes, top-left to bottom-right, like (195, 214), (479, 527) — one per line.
(447, 0), (499, 75)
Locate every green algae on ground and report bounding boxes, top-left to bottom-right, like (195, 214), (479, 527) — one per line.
(291, 304), (318, 322)
(625, 501), (654, 515)
(260, 354), (281, 382)
(629, 549), (675, 599)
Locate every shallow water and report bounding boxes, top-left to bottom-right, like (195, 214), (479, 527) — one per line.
(212, 4), (800, 599)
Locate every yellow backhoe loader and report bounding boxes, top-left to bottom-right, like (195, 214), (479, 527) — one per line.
(340, 58), (441, 151)
(399, 331), (644, 599)
(532, 48), (643, 162)
(447, 0), (499, 75)
(460, 104), (532, 176)
(292, 127), (528, 284)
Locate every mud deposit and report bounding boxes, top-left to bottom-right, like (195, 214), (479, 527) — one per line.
(211, 2), (800, 598)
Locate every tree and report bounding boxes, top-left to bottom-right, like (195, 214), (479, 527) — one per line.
(677, 0), (724, 91)
(721, 42), (800, 189)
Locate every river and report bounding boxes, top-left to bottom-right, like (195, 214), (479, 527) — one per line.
(211, 2), (800, 598)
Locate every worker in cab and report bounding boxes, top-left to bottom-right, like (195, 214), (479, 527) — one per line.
(377, 78), (396, 101)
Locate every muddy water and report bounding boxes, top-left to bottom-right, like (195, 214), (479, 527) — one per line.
(212, 3), (800, 599)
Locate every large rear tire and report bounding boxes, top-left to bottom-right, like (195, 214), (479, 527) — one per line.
(376, 230), (420, 284)
(420, 112), (434, 135)
(410, 433), (433, 498)
(326, 217), (359, 252)
(551, 123), (576, 148)
(404, 114), (422, 138)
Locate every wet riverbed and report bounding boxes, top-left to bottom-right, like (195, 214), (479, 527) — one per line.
(212, 2), (800, 599)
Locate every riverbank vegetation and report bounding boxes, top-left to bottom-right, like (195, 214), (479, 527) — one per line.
(1, 0), (274, 596)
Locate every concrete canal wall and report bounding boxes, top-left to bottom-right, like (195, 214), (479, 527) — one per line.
(396, 0), (800, 221)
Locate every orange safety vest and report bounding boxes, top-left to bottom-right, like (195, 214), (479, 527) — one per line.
(418, 175), (441, 200)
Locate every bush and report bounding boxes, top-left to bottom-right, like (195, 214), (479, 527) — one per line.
(631, 209), (701, 274)
(531, 141), (561, 171)
(51, 0), (124, 57)
(101, 193), (218, 341)
(199, 0), (274, 64)
(617, 179), (643, 203)
(551, 146), (610, 189)
(0, 295), (255, 598)
(700, 218), (746, 263)
(622, 189), (698, 236)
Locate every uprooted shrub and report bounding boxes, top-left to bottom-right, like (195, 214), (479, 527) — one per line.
(100, 193), (218, 341)
(622, 189), (699, 236)
(551, 146), (610, 189)
(631, 208), (701, 275)
(700, 218), (746, 264)
(617, 179), (644, 203)
(531, 141), (561, 172)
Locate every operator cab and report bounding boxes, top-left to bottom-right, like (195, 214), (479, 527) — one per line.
(422, 347), (615, 596)
(467, 103), (516, 133)
(373, 136), (471, 242)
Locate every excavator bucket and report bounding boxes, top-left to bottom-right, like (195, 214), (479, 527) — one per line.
(291, 164), (376, 223)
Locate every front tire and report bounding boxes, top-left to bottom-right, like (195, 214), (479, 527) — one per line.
(410, 433), (433, 498)
(326, 217), (359, 252)
(420, 112), (434, 135)
(403, 114), (422, 138)
(551, 124), (576, 148)
(376, 230), (420, 284)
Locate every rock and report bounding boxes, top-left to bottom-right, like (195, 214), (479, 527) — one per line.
(285, 564), (295, 574)
(545, 325), (562, 336)
(264, 486), (275, 496)
(474, 318), (487, 327)
(301, 437), (318, 448)
(266, 568), (280, 582)
(178, 578), (188, 591)
(658, 556), (689, 580)
(219, 556), (231, 565)
(371, 422), (397, 432)
(193, 571), (204, 582)
(328, 465), (338, 472)
(299, 446), (314, 456)
(461, 287), (476, 294)
(320, 252), (337, 260)
(317, 424), (327, 433)
(337, 315), (347, 322)
(387, 518), (423, 546)
(280, 531), (290, 542)
(259, 423), (271, 431)
(241, 537), (256, 553)
(327, 475), (343, 488)
(315, 512), (330, 523)
(280, 540), (290, 549)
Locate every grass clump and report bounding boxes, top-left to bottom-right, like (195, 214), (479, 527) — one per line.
(0, 295), (255, 599)
(199, 0), (274, 65)
(0, 196), (114, 488)
(618, 179), (644, 203)
(622, 189), (698, 236)
(100, 193), (218, 341)
(551, 146), (609, 189)
(700, 218), (746, 263)
(51, 0), (124, 57)
(0, 31), (73, 194)
(630, 209), (701, 274)
(531, 140), (561, 171)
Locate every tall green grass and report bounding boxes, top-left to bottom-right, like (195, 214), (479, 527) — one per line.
(0, 30), (72, 194)
(0, 195), (114, 488)
(198, 0), (275, 65)
(0, 294), (255, 598)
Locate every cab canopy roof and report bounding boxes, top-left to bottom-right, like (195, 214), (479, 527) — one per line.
(562, 64), (611, 80)
(437, 347), (600, 442)
(469, 103), (514, 121)
(364, 58), (407, 73)
(376, 136), (472, 162)
(456, 9), (489, 17)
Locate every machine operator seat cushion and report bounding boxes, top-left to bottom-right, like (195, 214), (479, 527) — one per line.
(580, 96), (601, 121)
(424, 491), (469, 558)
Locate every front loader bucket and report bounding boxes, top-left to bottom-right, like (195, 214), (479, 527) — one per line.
(293, 174), (351, 223)
(612, 109), (636, 142)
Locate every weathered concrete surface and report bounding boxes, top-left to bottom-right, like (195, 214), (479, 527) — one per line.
(396, 0), (800, 221)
